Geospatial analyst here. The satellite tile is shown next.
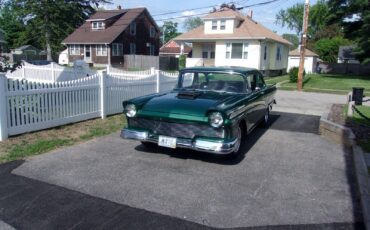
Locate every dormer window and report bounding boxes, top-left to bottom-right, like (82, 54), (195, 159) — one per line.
(130, 22), (136, 35)
(212, 20), (217, 30)
(220, 20), (226, 30)
(92, 21), (104, 30)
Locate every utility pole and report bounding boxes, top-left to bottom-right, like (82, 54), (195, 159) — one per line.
(297, 0), (310, 91)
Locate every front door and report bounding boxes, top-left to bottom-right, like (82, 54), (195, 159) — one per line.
(84, 45), (91, 63)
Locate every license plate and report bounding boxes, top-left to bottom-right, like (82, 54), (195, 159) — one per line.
(158, 136), (177, 149)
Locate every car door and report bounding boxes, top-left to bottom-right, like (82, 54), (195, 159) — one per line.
(244, 72), (260, 130)
(253, 71), (268, 121)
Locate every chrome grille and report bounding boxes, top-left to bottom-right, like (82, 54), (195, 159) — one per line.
(128, 118), (223, 138)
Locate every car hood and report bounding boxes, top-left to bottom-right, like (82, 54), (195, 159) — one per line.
(140, 91), (244, 117)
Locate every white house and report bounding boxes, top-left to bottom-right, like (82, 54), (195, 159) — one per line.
(174, 8), (292, 76)
(287, 48), (319, 74)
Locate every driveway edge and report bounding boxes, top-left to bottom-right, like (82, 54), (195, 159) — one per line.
(353, 145), (370, 230)
(320, 109), (369, 229)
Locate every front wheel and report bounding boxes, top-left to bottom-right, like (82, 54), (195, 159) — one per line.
(230, 125), (243, 157)
(261, 108), (270, 127)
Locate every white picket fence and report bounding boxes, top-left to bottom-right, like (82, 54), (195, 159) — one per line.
(6, 62), (97, 82)
(0, 70), (179, 141)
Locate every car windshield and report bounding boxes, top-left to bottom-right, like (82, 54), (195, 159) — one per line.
(178, 71), (250, 94)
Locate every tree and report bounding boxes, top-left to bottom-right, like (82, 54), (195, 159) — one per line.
(160, 21), (181, 44)
(211, 3), (236, 12)
(183, 17), (203, 31)
(314, 36), (351, 62)
(0, 2), (27, 50)
(327, 0), (370, 64)
(275, 0), (329, 36)
(11, 0), (112, 61)
(282, 34), (299, 50)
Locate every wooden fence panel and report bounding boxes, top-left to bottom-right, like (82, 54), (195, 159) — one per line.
(123, 55), (159, 70)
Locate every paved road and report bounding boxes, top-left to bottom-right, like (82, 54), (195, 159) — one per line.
(9, 111), (363, 229)
(273, 91), (347, 116)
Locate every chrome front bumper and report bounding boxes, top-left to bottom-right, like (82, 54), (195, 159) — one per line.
(121, 129), (238, 154)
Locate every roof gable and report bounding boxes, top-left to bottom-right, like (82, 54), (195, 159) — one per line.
(289, 48), (318, 57)
(174, 9), (292, 46)
(62, 8), (157, 45)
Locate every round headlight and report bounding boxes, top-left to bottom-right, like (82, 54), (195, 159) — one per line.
(209, 112), (224, 128)
(125, 104), (137, 117)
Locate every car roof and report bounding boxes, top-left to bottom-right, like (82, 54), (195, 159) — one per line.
(181, 66), (257, 74)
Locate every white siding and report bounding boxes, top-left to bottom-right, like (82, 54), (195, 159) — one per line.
(214, 40), (261, 69)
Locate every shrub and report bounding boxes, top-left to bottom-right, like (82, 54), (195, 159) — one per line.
(289, 67), (306, 83)
(178, 55), (186, 70)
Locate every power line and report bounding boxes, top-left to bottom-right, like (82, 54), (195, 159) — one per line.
(155, 0), (281, 21)
(152, 1), (234, 17)
(70, 0), (283, 29)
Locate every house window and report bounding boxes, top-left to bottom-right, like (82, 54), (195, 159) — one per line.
(112, 43), (123, 56)
(92, 21), (104, 30)
(130, 21), (136, 35)
(150, 26), (156, 38)
(264, 45), (267, 60)
(220, 20), (226, 30)
(212, 20), (218, 30)
(96, 44), (107, 56)
(276, 46), (282, 61)
(243, 43), (249, 59)
(226, 43), (249, 59)
(69, 44), (80, 55)
(202, 45), (215, 59)
(226, 43), (231, 59)
(130, 43), (136, 54)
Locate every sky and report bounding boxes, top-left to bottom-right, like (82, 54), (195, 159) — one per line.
(106, 0), (318, 35)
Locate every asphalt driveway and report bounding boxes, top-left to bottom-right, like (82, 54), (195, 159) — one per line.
(4, 111), (362, 229)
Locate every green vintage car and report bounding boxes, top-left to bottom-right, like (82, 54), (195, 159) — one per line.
(121, 67), (276, 155)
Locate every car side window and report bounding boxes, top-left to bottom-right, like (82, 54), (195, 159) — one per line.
(254, 72), (266, 89)
(246, 73), (254, 92)
(182, 73), (195, 88)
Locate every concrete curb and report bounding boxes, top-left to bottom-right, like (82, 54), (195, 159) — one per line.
(320, 107), (370, 229)
(319, 112), (355, 147)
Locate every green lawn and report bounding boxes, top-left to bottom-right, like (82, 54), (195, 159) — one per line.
(264, 75), (289, 85)
(352, 105), (370, 126)
(0, 115), (126, 163)
(280, 74), (370, 95)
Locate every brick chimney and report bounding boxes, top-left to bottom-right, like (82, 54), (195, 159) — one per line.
(247, 10), (253, 18)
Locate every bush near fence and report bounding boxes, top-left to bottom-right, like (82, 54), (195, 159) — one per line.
(0, 69), (179, 141)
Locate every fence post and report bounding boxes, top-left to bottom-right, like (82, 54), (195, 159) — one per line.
(22, 64), (25, 79)
(156, 69), (160, 93)
(0, 74), (8, 141)
(107, 65), (110, 74)
(100, 70), (107, 119)
(51, 62), (56, 82)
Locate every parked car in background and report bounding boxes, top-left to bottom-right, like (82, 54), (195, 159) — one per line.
(121, 67), (276, 156)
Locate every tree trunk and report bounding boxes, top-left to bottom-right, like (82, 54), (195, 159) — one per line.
(44, 14), (52, 61)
